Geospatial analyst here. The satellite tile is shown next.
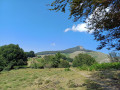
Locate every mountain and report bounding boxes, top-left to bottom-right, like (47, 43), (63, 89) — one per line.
(36, 46), (110, 63)
(36, 46), (92, 55)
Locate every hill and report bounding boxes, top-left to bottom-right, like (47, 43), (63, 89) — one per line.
(36, 46), (110, 63)
(36, 46), (92, 55)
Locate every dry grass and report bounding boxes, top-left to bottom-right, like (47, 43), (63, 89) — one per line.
(0, 68), (91, 90)
(0, 68), (119, 90)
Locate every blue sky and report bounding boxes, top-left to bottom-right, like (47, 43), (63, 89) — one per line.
(0, 0), (111, 54)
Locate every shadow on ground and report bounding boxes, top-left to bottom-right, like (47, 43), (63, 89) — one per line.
(83, 70), (120, 90)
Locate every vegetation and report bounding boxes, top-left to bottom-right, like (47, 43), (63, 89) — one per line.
(0, 44), (27, 71)
(0, 68), (88, 90)
(0, 44), (120, 89)
(0, 68), (119, 90)
(72, 53), (96, 67)
(25, 51), (35, 58)
(36, 46), (110, 63)
(78, 62), (120, 71)
(58, 59), (70, 68)
(28, 52), (70, 69)
(85, 70), (120, 90)
(50, 0), (120, 50)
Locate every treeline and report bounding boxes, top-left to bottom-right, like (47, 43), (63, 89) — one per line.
(0, 44), (35, 71)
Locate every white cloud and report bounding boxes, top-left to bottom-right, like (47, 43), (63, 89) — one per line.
(51, 43), (56, 46)
(64, 23), (94, 34)
(64, 23), (89, 33)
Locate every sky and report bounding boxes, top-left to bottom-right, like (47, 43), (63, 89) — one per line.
(0, 0), (112, 54)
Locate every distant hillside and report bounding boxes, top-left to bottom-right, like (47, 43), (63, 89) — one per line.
(36, 46), (110, 63)
(67, 51), (110, 63)
(36, 46), (93, 55)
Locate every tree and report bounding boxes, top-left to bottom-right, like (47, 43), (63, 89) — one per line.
(0, 44), (27, 71)
(43, 52), (71, 68)
(72, 53), (96, 67)
(25, 51), (35, 58)
(49, 0), (120, 50)
(43, 55), (58, 68)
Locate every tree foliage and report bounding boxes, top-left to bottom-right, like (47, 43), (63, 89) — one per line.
(50, 0), (120, 50)
(58, 59), (70, 68)
(0, 44), (27, 71)
(72, 53), (96, 67)
(25, 51), (35, 58)
(35, 52), (71, 68)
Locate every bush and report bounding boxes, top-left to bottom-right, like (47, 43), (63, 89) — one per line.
(0, 44), (27, 71)
(78, 62), (120, 71)
(89, 62), (120, 71)
(29, 59), (45, 69)
(44, 55), (58, 68)
(66, 58), (73, 62)
(72, 53), (96, 67)
(58, 59), (70, 68)
(30, 62), (38, 69)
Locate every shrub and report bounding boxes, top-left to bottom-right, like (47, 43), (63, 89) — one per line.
(78, 62), (120, 71)
(89, 62), (120, 71)
(29, 59), (45, 69)
(66, 58), (73, 62)
(44, 55), (59, 68)
(0, 44), (27, 71)
(72, 53), (96, 67)
(58, 59), (70, 68)
(30, 62), (38, 69)
(36, 58), (45, 68)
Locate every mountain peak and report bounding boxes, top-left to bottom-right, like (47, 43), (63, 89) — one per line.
(76, 46), (84, 50)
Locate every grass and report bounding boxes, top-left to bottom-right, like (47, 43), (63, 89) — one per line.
(86, 70), (120, 90)
(0, 67), (120, 90)
(0, 68), (89, 90)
